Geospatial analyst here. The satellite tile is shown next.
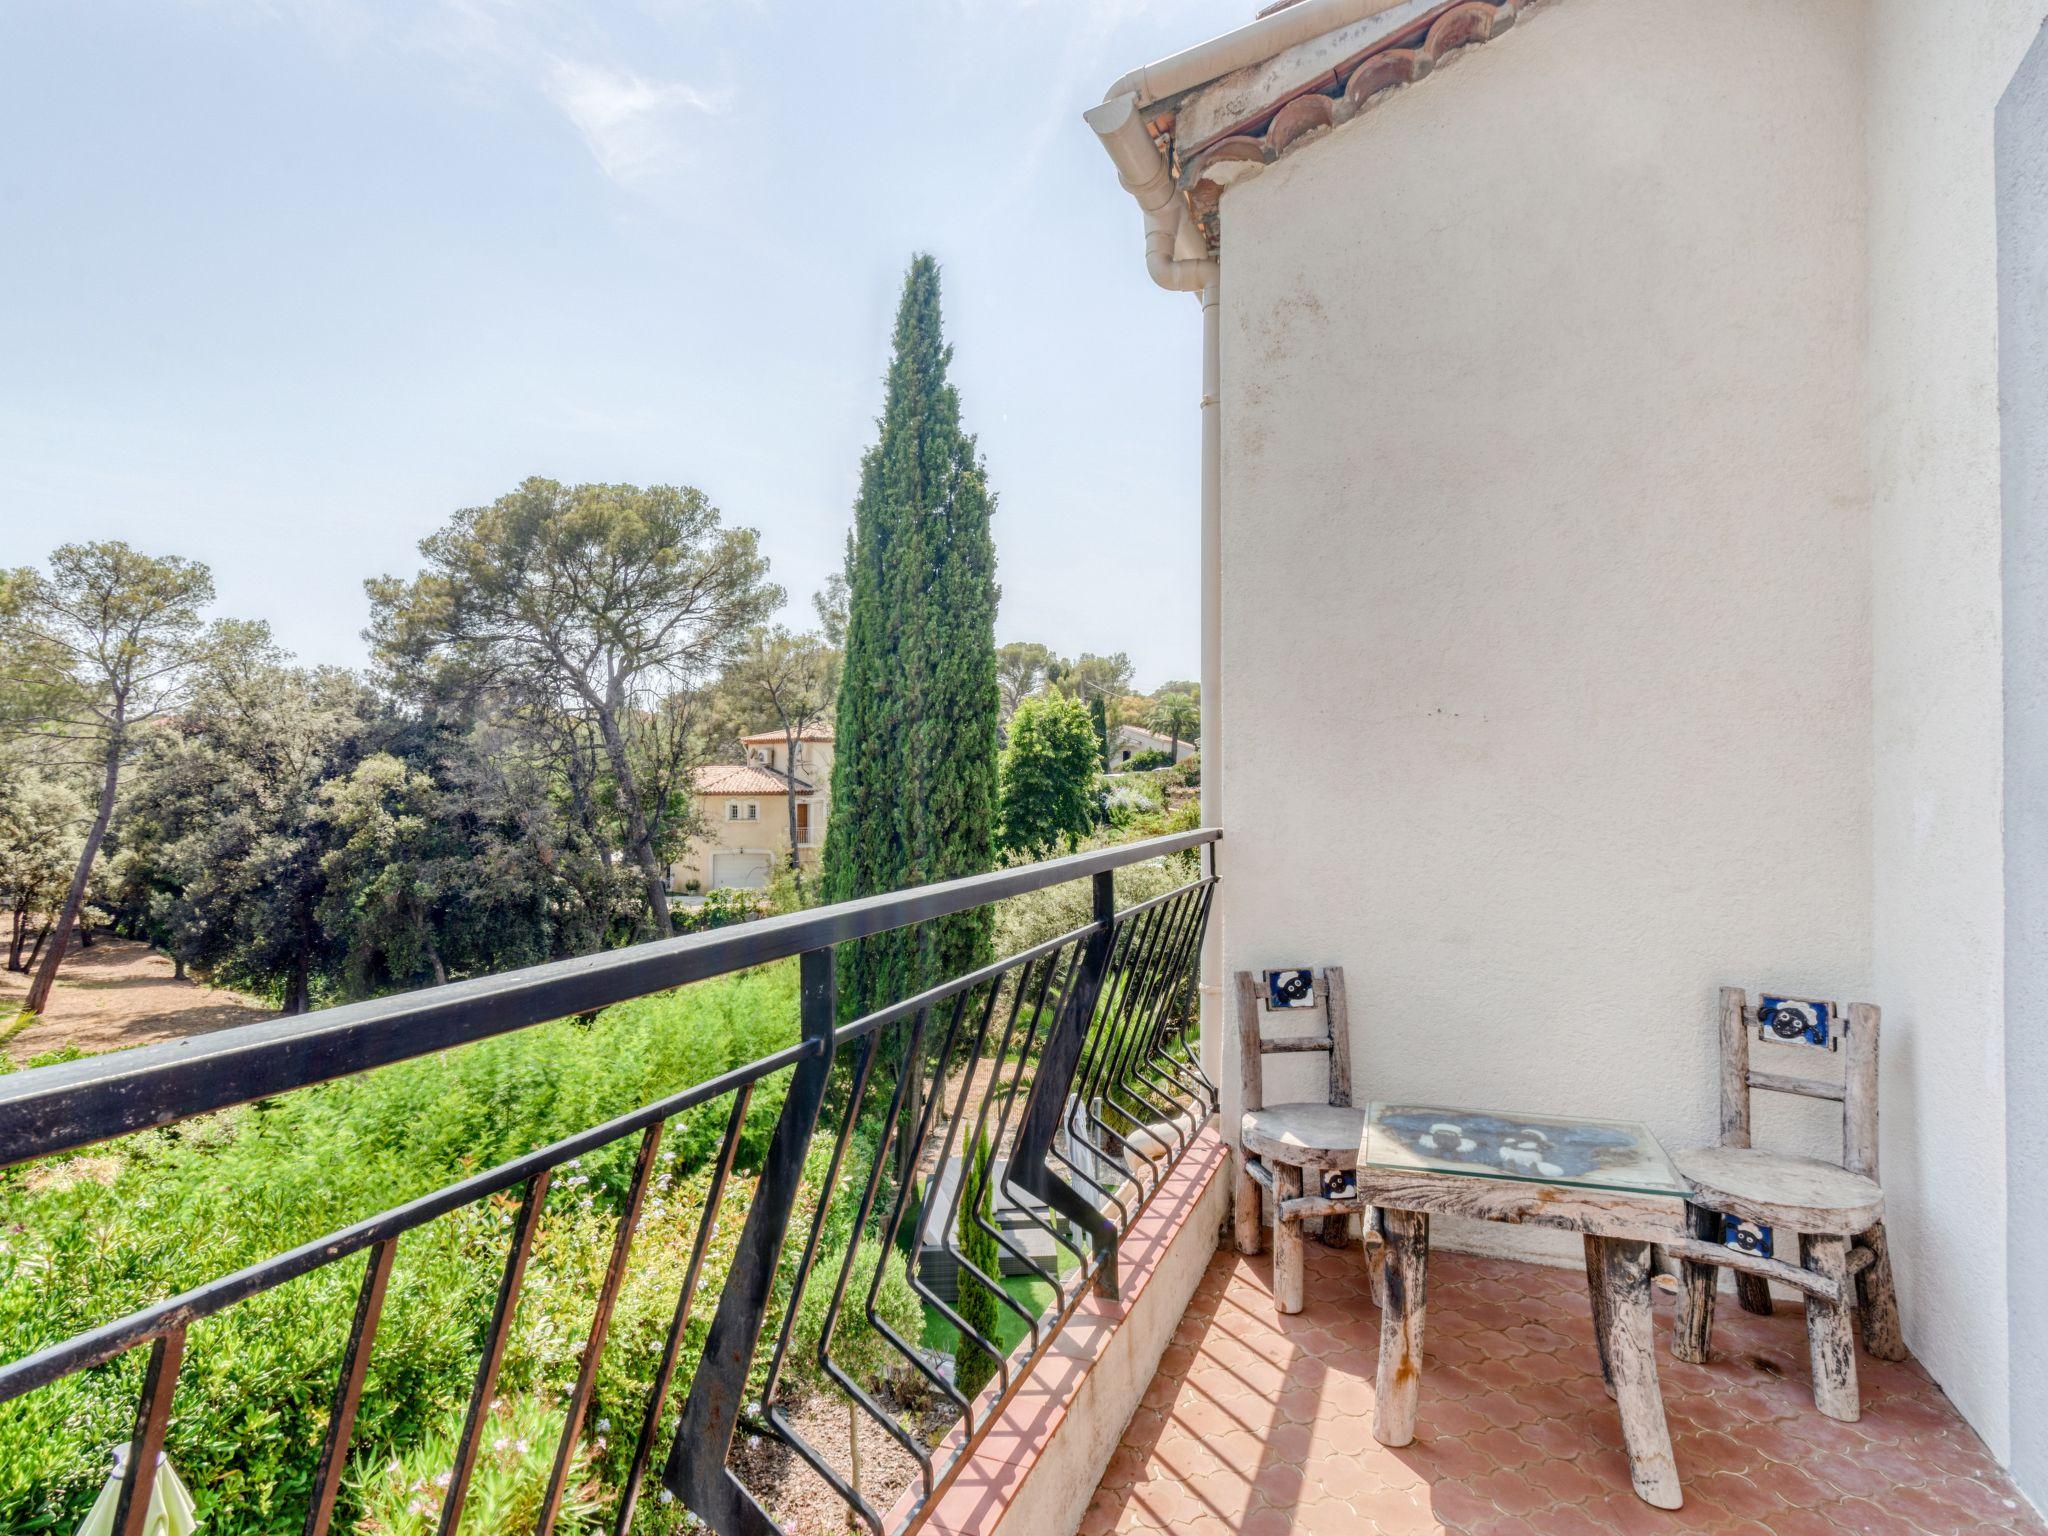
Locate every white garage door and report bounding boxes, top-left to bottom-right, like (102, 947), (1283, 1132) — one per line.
(711, 851), (773, 891)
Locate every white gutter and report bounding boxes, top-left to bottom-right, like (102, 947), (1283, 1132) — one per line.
(1103, 0), (1416, 110)
(1086, 0), (1410, 1120)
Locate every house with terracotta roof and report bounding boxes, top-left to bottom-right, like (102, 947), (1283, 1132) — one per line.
(665, 725), (834, 893)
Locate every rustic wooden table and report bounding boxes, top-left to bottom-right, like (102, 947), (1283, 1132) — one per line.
(1354, 1103), (1693, 1510)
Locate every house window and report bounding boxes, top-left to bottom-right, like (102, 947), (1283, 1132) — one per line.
(727, 803), (740, 821)
(746, 802), (759, 821)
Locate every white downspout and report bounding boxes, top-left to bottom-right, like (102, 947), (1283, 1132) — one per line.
(1080, 91), (1224, 1087)
(1197, 274), (1223, 1099)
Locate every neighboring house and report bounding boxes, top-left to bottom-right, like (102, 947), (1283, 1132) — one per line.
(1108, 723), (1183, 767)
(666, 726), (835, 892)
(1086, 0), (2048, 1499)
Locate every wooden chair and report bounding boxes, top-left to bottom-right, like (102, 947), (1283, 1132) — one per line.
(1671, 987), (1907, 1421)
(1233, 967), (1367, 1314)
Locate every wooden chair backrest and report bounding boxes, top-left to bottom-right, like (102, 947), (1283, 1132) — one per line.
(1236, 968), (1352, 1115)
(1717, 986), (1880, 1180)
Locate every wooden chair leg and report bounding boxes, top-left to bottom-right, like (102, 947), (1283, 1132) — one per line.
(1856, 1221), (1908, 1361)
(1734, 1270), (1775, 1316)
(1802, 1233), (1860, 1421)
(1273, 1163), (1305, 1314)
(1583, 1235), (1617, 1398)
(1234, 1152), (1264, 1256)
(1672, 1205), (1719, 1365)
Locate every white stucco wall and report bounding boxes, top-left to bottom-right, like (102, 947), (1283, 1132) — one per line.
(1868, 0), (2048, 1469)
(1215, 0), (1872, 1257)
(2000, 23), (2048, 1503)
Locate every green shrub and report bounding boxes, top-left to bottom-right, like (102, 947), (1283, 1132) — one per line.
(350, 1393), (601, 1536)
(0, 963), (799, 1535)
(675, 886), (764, 933)
(1118, 749), (1174, 772)
(787, 1239), (923, 1392)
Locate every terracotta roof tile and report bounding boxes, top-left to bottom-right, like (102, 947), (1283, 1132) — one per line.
(692, 764), (812, 795)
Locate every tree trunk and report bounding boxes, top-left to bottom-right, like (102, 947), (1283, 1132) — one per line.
(25, 731), (121, 1014)
(24, 920), (52, 974)
(593, 702), (674, 938)
(784, 726), (803, 872)
(172, 955), (187, 982)
(7, 903), (24, 972)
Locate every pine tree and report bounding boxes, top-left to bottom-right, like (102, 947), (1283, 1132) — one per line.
(999, 691), (1101, 860)
(823, 255), (999, 1019)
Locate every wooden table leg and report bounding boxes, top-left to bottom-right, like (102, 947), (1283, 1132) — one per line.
(1582, 1235), (1617, 1398)
(1802, 1233), (1860, 1422)
(1373, 1208), (1429, 1447)
(1273, 1163), (1306, 1314)
(1591, 1237), (1683, 1509)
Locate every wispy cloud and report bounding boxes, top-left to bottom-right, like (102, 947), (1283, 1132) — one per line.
(187, 0), (729, 190)
(544, 59), (732, 183)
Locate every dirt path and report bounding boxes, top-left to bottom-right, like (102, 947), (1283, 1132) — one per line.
(2, 936), (275, 1063)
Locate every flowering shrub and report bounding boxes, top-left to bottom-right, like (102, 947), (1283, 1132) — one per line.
(351, 1394), (600, 1535)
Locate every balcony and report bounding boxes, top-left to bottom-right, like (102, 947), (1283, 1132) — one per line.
(0, 828), (2039, 1536)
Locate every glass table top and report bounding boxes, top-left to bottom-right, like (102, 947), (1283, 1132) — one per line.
(1362, 1102), (1690, 1198)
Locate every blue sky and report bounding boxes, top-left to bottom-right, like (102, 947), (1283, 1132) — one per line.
(0, 0), (1249, 690)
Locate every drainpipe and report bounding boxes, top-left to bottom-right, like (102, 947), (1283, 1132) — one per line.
(1087, 0), (1411, 1117)
(1197, 274), (1223, 1095)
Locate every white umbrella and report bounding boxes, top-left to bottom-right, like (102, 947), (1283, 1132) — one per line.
(75, 1446), (198, 1536)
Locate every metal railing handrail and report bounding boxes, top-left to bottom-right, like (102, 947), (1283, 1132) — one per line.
(0, 827), (1219, 1170)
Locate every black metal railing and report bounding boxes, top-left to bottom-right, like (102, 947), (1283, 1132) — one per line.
(0, 829), (1219, 1536)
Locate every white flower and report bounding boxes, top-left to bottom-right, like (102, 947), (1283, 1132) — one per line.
(596, 1418), (611, 1432)
(659, 1489), (676, 1506)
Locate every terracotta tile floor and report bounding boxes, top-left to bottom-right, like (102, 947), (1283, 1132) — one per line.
(1083, 1239), (2045, 1536)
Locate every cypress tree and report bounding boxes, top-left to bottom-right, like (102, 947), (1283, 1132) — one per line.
(823, 255), (1000, 1018)
(954, 1128), (1004, 1398)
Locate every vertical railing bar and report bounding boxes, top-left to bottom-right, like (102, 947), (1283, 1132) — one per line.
(1001, 933), (1133, 1239)
(664, 947), (839, 1530)
(1116, 888), (1212, 1126)
(1153, 881), (1219, 1105)
(763, 1027), (891, 1536)
(1069, 900), (1180, 1183)
(885, 978), (1008, 1423)
(928, 951), (1058, 1395)
(1003, 871), (1128, 1299)
(1095, 896), (1189, 1130)
(820, 1012), (940, 1481)
(1073, 886), (1208, 1203)
(1074, 898), (1166, 1117)
(1066, 905), (1148, 1120)
(1157, 881), (1220, 1100)
(761, 1029), (881, 1404)
(112, 1327), (185, 1536)
(437, 1168), (551, 1536)
(1110, 886), (1207, 1125)
(869, 995), (980, 1422)
(303, 1237), (398, 1536)
(976, 939), (1091, 1327)
(1134, 884), (1220, 1165)
(614, 1085), (752, 1536)
(536, 1121), (664, 1536)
